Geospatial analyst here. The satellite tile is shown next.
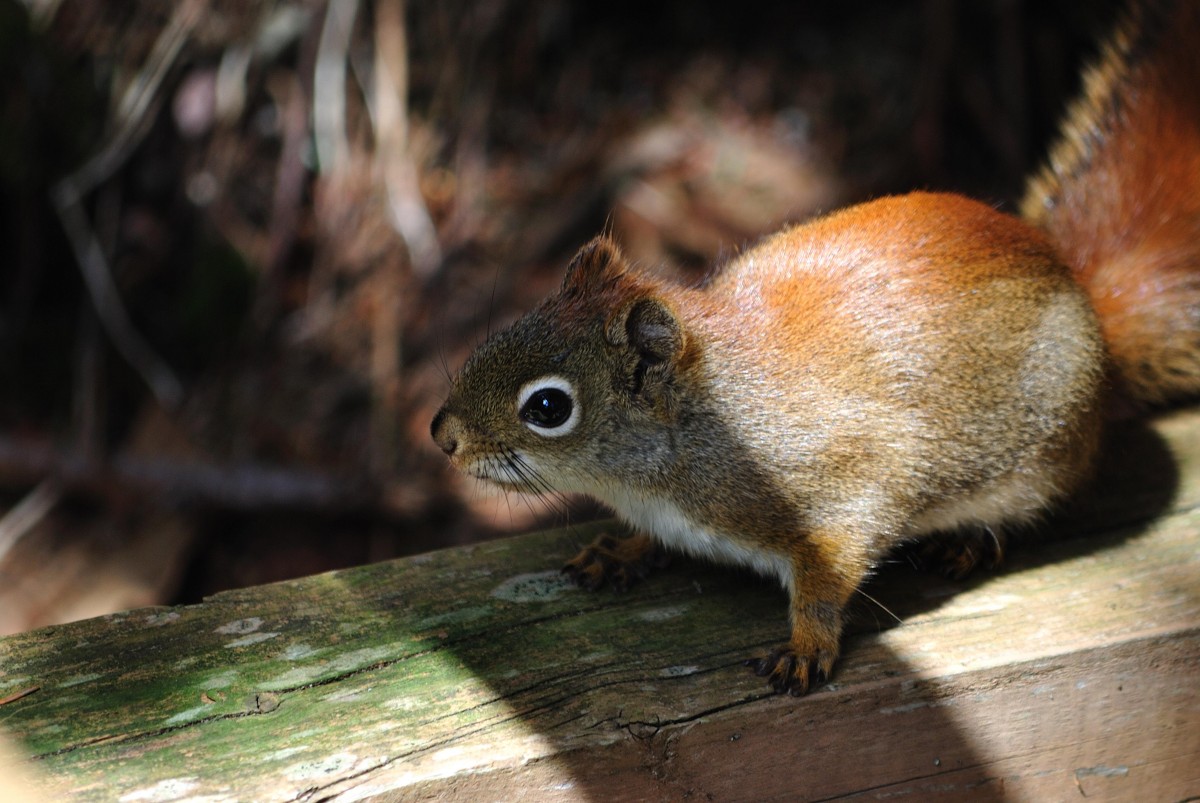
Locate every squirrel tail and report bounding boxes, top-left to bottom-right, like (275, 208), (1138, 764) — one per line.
(1020, 0), (1200, 406)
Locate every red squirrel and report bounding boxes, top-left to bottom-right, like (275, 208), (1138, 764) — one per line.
(432, 0), (1200, 695)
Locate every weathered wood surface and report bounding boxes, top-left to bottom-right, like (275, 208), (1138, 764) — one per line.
(1, 411), (1198, 802)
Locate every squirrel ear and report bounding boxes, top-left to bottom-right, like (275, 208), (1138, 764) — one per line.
(563, 236), (627, 293)
(607, 298), (683, 365)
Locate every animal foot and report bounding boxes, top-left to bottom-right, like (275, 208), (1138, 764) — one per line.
(562, 531), (667, 591)
(745, 644), (836, 696)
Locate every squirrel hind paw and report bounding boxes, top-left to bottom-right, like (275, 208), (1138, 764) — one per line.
(561, 530), (668, 592)
(909, 528), (1007, 581)
(745, 645), (835, 696)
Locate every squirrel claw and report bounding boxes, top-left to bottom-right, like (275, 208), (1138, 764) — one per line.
(746, 646), (831, 696)
(561, 561), (607, 592)
(562, 531), (667, 592)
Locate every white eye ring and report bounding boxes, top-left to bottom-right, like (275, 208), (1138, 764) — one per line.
(517, 375), (580, 437)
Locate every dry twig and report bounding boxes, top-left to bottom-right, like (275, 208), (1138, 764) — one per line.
(0, 480), (62, 564)
(313, 0), (359, 175)
(51, 0), (210, 408)
(371, 0), (442, 277)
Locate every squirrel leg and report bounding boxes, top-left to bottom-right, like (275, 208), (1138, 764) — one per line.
(562, 530), (669, 591)
(747, 536), (867, 696)
(912, 527), (1006, 580)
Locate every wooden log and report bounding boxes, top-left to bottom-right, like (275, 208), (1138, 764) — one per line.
(0, 411), (1198, 801)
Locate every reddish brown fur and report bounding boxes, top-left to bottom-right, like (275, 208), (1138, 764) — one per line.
(1022, 0), (1200, 404)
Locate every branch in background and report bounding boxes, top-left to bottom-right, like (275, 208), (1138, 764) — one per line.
(372, 0), (442, 277)
(50, 0), (209, 409)
(264, 72), (311, 284)
(53, 199), (184, 408)
(0, 437), (376, 514)
(53, 0), (205, 203)
(0, 480), (63, 564)
(71, 283), (105, 463)
(250, 9), (320, 327)
(313, 0), (359, 175)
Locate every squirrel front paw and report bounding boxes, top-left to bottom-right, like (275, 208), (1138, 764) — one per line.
(747, 597), (844, 696)
(562, 531), (669, 591)
(745, 643), (838, 696)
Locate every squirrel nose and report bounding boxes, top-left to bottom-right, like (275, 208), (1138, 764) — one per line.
(431, 408), (458, 455)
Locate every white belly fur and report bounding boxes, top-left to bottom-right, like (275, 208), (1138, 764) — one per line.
(601, 487), (795, 594)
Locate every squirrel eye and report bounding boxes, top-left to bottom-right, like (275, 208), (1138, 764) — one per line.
(517, 376), (579, 436)
(521, 388), (571, 426)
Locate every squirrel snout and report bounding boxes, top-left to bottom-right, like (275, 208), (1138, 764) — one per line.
(430, 408), (458, 456)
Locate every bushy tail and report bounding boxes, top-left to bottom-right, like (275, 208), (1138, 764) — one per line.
(1021, 0), (1200, 406)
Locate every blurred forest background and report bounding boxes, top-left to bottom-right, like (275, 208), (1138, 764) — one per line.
(0, 0), (1122, 633)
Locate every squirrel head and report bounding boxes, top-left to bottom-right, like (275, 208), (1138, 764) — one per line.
(432, 236), (691, 494)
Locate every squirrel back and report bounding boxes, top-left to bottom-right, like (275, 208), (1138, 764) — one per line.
(1021, 0), (1200, 405)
